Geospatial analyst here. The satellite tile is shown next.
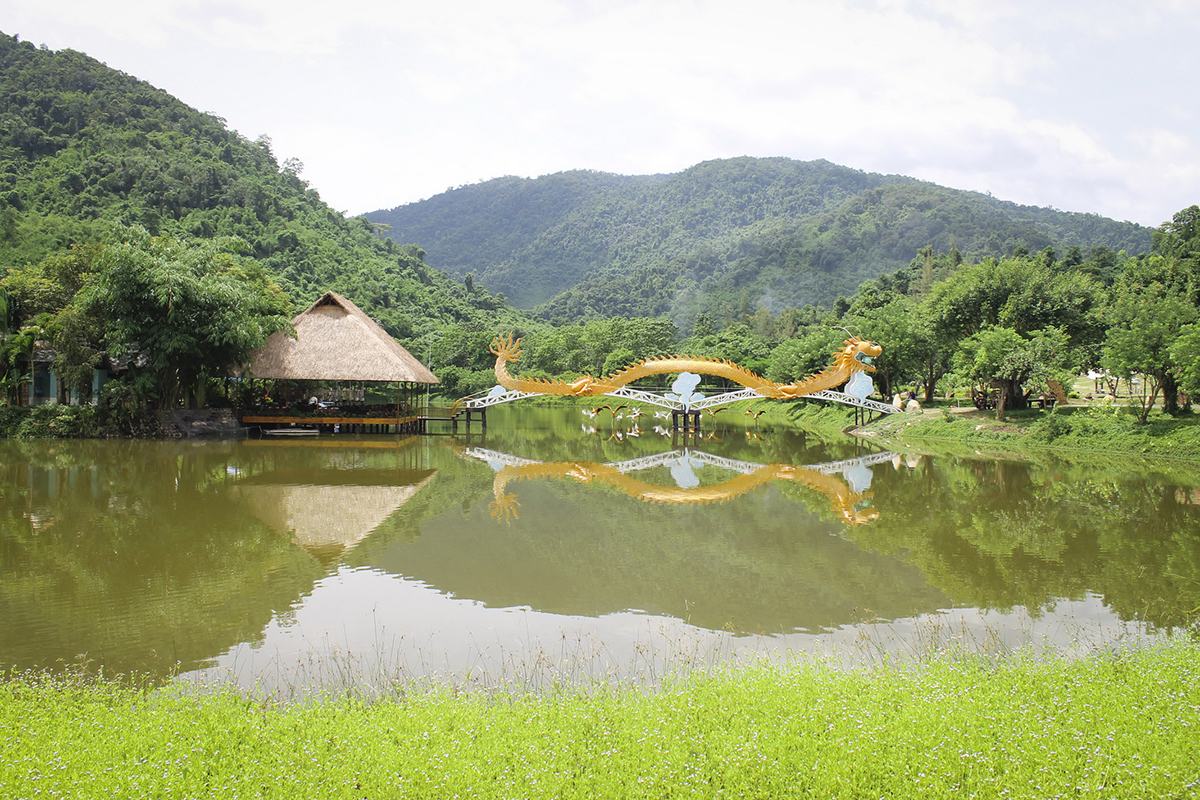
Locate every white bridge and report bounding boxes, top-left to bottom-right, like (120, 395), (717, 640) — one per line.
(461, 385), (899, 416)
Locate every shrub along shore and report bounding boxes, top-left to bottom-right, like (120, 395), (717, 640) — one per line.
(3, 639), (1198, 798)
(853, 403), (1200, 460)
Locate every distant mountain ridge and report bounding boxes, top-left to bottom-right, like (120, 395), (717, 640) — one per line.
(367, 158), (1150, 325)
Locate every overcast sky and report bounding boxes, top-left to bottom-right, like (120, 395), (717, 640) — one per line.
(5, 0), (1197, 225)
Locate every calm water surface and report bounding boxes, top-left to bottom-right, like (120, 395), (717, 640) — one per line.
(2, 407), (1198, 692)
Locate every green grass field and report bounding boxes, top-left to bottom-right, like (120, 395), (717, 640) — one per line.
(4, 640), (1199, 798)
(864, 404), (1200, 460)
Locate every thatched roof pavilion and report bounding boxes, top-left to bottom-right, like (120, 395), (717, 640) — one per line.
(245, 292), (438, 384)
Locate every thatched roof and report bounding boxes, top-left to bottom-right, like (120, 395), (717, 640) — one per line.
(245, 292), (438, 384)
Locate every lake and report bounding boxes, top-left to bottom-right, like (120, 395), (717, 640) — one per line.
(2, 406), (1197, 693)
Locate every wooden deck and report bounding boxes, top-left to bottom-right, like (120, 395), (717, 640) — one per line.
(243, 436), (423, 450)
(242, 414), (425, 433)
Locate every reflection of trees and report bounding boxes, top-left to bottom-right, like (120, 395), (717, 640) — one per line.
(0, 441), (328, 679)
(355, 448), (945, 634)
(6, 428), (1200, 685)
(853, 456), (1200, 628)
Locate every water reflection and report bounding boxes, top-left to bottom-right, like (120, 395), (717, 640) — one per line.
(233, 439), (435, 559)
(1, 407), (1198, 691)
(463, 445), (886, 525)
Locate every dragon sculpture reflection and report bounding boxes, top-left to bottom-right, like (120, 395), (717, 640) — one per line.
(488, 333), (882, 399)
(487, 460), (879, 527)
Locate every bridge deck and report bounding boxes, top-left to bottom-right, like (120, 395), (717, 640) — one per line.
(461, 387), (899, 415)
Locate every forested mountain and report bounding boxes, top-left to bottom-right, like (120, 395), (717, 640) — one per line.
(0, 32), (517, 338)
(368, 158), (1151, 325)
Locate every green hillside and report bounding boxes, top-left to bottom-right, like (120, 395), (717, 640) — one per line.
(367, 157), (1151, 325)
(0, 32), (516, 338)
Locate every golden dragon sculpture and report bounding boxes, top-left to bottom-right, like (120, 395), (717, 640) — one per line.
(487, 333), (882, 399)
(487, 460), (877, 526)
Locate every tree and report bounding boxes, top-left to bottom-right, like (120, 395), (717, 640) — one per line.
(1102, 283), (1196, 421)
(682, 323), (772, 377)
(767, 328), (845, 384)
(70, 230), (293, 408)
(1151, 205), (1200, 265)
(954, 326), (1075, 419)
(1170, 324), (1200, 404)
(601, 347), (637, 376)
(926, 256), (1104, 348)
(848, 296), (949, 400)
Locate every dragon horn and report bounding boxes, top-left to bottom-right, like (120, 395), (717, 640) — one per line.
(835, 325), (861, 344)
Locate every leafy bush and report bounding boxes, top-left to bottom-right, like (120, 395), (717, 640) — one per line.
(98, 379), (160, 437)
(2, 403), (100, 438)
(0, 406), (30, 436)
(1033, 408), (1071, 440)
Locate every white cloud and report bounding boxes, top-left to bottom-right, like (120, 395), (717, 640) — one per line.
(4, 0), (1197, 225)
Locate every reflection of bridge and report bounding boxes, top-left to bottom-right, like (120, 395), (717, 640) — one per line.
(460, 446), (894, 525)
(464, 446), (894, 476)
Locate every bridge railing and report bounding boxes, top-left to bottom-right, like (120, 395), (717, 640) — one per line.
(458, 382), (899, 415)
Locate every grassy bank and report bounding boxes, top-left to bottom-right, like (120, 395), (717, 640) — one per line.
(716, 398), (857, 438)
(861, 404), (1200, 460)
(4, 640), (1199, 798)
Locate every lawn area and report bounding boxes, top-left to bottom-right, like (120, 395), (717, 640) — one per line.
(861, 403), (1200, 460)
(4, 640), (1199, 798)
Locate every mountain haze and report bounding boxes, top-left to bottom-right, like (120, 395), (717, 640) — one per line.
(368, 158), (1151, 325)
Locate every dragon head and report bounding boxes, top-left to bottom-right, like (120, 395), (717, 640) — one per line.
(835, 336), (882, 374)
(489, 332), (524, 362)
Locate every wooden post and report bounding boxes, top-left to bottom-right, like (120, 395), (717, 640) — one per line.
(693, 412), (701, 434)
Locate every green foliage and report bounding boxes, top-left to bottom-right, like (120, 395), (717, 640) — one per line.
(767, 327), (845, 383)
(871, 404), (1200, 459)
(680, 323), (772, 375)
(368, 157), (1150, 326)
(0, 403), (99, 438)
(4, 640), (1200, 798)
(956, 326), (1075, 388)
(846, 295), (943, 398)
(925, 256), (1105, 347)
(1102, 283), (1197, 421)
(0, 405), (25, 434)
(953, 326), (1076, 418)
(81, 231), (293, 407)
(0, 32), (512, 342)
(3, 30), (1197, 432)
(1, 231), (294, 408)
